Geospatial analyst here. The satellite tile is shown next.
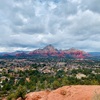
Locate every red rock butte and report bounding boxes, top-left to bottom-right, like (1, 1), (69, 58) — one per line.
(29, 45), (89, 58)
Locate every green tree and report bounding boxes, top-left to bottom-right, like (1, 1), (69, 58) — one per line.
(52, 80), (60, 89)
(7, 85), (27, 100)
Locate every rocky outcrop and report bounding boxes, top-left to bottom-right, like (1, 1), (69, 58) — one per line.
(25, 90), (50, 100)
(25, 85), (100, 100)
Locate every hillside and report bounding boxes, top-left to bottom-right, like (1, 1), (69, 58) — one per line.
(24, 85), (100, 100)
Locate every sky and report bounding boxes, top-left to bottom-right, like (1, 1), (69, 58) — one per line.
(0, 0), (100, 52)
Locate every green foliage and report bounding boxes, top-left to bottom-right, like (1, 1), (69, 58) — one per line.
(7, 85), (27, 100)
(15, 85), (27, 99)
(61, 77), (70, 86)
(2, 63), (100, 98)
(52, 80), (60, 89)
(2, 83), (11, 91)
(7, 93), (15, 100)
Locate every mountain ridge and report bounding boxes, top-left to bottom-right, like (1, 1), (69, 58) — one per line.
(0, 45), (89, 59)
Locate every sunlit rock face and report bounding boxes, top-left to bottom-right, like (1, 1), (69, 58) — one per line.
(24, 85), (100, 100)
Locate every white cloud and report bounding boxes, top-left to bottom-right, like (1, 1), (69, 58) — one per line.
(0, 0), (100, 52)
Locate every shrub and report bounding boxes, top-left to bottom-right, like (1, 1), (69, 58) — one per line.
(7, 93), (15, 100)
(7, 85), (27, 100)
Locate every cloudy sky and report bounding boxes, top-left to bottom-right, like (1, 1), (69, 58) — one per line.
(0, 0), (100, 52)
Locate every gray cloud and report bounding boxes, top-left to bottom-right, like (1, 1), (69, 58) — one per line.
(81, 0), (100, 13)
(0, 0), (100, 52)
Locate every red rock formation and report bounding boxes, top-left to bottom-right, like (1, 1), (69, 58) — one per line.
(3, 45), (89, 59)
(25, 85), (100, 100)
(29, 45), (89, 59)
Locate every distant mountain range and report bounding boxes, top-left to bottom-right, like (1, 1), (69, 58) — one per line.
(0, 44), (92, 59)
(0, 45), (100, 59)
(29, 45), (89, 59)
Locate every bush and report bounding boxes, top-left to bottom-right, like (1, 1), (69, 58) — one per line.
(52, 80), (60, 89)
(15, 85), (27, 99)
(7, 85), (27, 100)
(7, 93), (15, 100)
